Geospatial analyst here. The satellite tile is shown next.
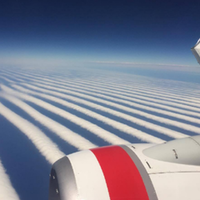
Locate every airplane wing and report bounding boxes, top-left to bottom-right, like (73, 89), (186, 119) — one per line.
(48, 135), (200, 200)
(191, 38), (200, 64)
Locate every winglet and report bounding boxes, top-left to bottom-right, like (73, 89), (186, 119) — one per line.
(191, 38), (200, 64)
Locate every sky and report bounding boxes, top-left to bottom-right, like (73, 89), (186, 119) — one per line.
(1, 0), (200, 66)
(0, 1), (200, 199)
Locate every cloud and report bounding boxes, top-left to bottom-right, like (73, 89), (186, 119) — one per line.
(1, 94), (97, 150)
(10, 85), (165, 144)
(1, 86), (130, 145)
(20, 82), (200, 135)
(0, 103), (65, 164)
(15, 82), (199, 136)
(85, 60), (200, 72)
(0, 160), (20, 200)
(68, 78), (200, 112)
(2, 68), (200, 142)
(43, 80), (200, 118)
(5, 67), (200, 103)
(3, 70), (200, 139)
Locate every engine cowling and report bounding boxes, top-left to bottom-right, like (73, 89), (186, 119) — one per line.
(49, 136), (200, 200)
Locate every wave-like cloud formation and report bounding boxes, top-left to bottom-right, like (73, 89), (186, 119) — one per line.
(35, 81), (200, 118)
(80, 78), (200, 100)
(1, 67), (200, 200)
(11, 84), (192, 139)
(7, 70), (198, 121)
(17, 83), (200, 134)
(16, 82), (200, 131)
(18, 80), (200, 125)
(2, 71), (200, 137)
(4, 70), (200, 117)
(2, 70), (200, 140)
(0, 160), (20, 200)
(0, 76), (16, 84)
(60, 82), (199, 116)
(2, 69), (200, 112)
(0, 103), (65, 164)
(1, 86), (132, 145)
(1, 93), (97, 150)
(5, 69), (200, 102)
(6, 85), (165, 143)
(62, 79), (200, 110)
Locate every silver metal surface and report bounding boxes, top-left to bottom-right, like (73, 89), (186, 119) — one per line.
(49, 156), (78, 200)
(191, 39), (200, 64)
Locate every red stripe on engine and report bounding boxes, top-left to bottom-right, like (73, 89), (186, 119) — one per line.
(91, 146), (149, 200)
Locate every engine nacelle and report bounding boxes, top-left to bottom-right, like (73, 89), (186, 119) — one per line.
(49, 136), (200, 200)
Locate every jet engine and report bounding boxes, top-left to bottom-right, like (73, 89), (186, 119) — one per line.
(49, 135), (200, 200)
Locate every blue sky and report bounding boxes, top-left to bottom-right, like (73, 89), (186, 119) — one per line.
(1, 0), (200, 66)
(0, 2), (200, 198)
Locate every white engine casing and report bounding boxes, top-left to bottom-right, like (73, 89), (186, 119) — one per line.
(49, 136), (200, 200)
